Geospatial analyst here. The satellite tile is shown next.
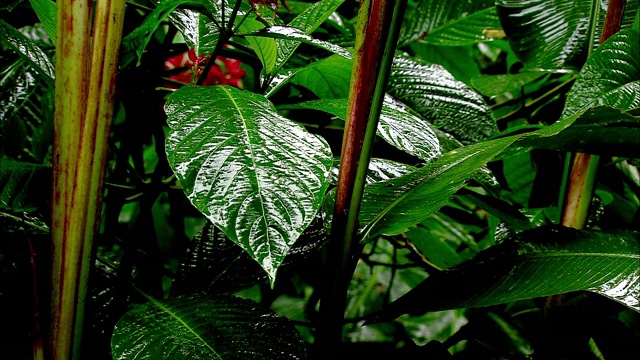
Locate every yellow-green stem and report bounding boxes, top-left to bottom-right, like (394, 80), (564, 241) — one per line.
(50, 0), (126, 358)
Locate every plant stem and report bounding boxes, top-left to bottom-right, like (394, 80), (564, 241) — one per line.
(316, 0), (406, 354)
(50, 0), (126, 358)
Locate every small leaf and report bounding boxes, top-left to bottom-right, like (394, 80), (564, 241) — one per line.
(282, 96), (441, 162)
(561, 29), (640, 119)
(165, 85), (332, 282)
(0, 158), (50, 212)
(424, 7), (503, 46)
(29, 0), (56, 43)
(365, 226), (640, 323)
(389, 55), (497, 144)
(240, 18), (277, 77)
(111, 294), (305, 359)
(0, 20), (54, 83)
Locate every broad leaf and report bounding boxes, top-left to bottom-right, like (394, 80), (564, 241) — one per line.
(399, 0), (494, 45)
(111, 294), (305, 359)
(358, 136), (519, 242)
(272, 0), (345, 74)
(241, 25), (352, 61)
(289, 54), (352, 98)
(0, 20), (54, 83)
(365, 226), (640, 323)
(164, 85), (332, 282)
(29, 0), (56, 43)
(561, 29), (640, 119)
(424, 7), (503, 46)
(471, 72), (545, 98)
(0, 158), (50, 212)
(282, 97), (441, 163)
(389, 55), (497, 144)
(496, 0), (639, 71)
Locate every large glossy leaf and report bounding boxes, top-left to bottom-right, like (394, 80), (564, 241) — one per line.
(164, 85), (332, 282)
(561, 29), (640, 119)
(0, 20), (54, 83)
(399, 0), (495, 45)
(424, 7), (503, 46)
(365, 226), (640, 323)
(111, 294), (305, 359)
(496, 0), (639, 71)
(389, 55), (497, 144)
(281, 97), (441, 163)
(272, 0), (345, 74)
(29, 0), (56, 43)
(288, 54), (352, 98)
(358, 136), (519, 242)
(0, 159), (50, 212)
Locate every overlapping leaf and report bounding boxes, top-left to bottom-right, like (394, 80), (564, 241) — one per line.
(389, 55), (497, 144)
(0, 159), (50, 212)
(366, 226), (640, 323)
(471, 72), (545, 98)
(424, 7), (503, 46)
(29, 0), (56, 42)
(111, 294), (305, 359)
(164, 85), (332, 282)
(496, 0), (639, 71)
(0, 19), (54, 83)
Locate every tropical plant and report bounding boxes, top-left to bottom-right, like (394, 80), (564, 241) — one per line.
(1, 0), (639, 359)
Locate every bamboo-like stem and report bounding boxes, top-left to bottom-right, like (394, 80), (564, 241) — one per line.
(50, 0), (126, 359)
(316, 0), (406, 354)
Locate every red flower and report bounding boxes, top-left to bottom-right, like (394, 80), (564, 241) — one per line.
(163, 49), (247, 89)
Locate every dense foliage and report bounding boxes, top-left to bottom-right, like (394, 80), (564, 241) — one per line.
(1, 0), (639, 359)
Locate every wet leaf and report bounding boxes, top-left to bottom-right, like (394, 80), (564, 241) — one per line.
(389, 55), (497, 144)
(111, 294), (305, 359)
(240, 18), (277, 77)
(164, 85), (332, 283)
(471, 72), (545, 98)
(424, 7), (503, 46)
(358, 136), (519, 242)
(365, 226), (640, 323)
(0, 158), (50, 212)
(0, 19), (54, 83)
(282, 96), (441, 163)
(400, 0), (495, 45)
(496, 0), (639, 71)
(561, 29), (640, 119)
(0, 210), (49, 234)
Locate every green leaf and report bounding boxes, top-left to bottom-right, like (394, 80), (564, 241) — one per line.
(399, 0), (494, 45)
(111, 294), (305, 359)
(496, 0), (639, 71)
(424, 7), (503, 46)
(121, 0), (207, 68)
(282, 96), (441, 163)
(358, 136), (519, 242)
(29, 0), (56, 43)
(471, 72), (545, 98)
(239, 18), (277, 77)
(365, 226), (640, 323)
(241, 25), (352, 61)
(0, 158), (50, 212)
(289, 54), (352, 98)
(389, 55), (497, 143)
(164, 85), (332, 282)
(169, 9), (217, 55)
(0, 210), (49, 234)
(272, 0), (345, 74)
(561, 29), (640, 119)
(0, 20), (54, 83)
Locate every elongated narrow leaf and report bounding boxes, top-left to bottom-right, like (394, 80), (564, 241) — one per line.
(359, 136), (519, 242)
(425, 7), (503, 46)
(0, 158), (50, 212)
(29, 0), (56, 43)
(165, 85), (332, 282)
(282, 96), (441, 162)
(241, 25), (352, 61)
(111, 294), (305, 359)
(389, 55), (497, 144)
(366, 226), (640, 323)
(561, 29), (640, 119)
(0, 210), (49, 234)
(400, 0), (494, 45)
(241, 18), (277, 77)
(273, 0), (345, 74)
(496, 0), (639, 71)
(0, 20), (54, 83)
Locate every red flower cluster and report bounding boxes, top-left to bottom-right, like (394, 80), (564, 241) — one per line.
(164, 49), (247, 89)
